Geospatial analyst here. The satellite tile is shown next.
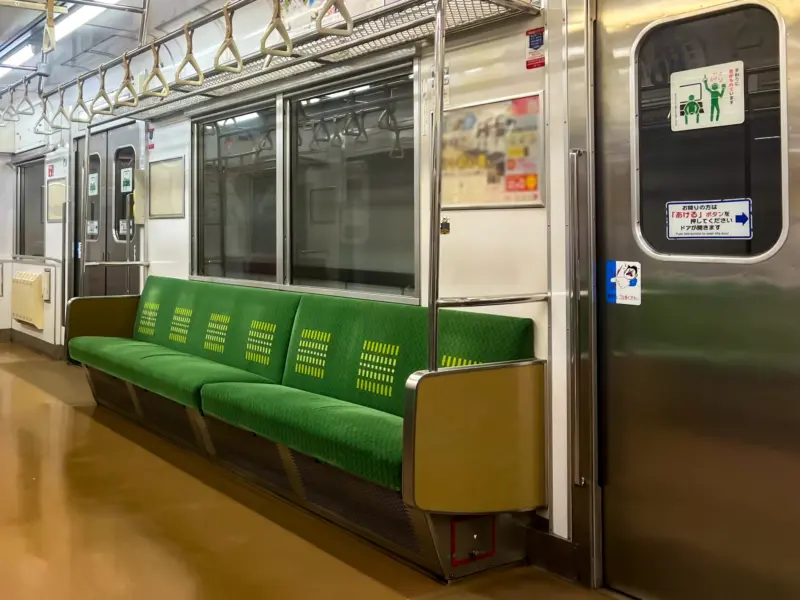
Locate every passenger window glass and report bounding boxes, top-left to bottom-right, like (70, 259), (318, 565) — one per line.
(87, 153), (100, 242)
(290, 75), (416, 296)
(635, 5), (783, 258)
(113, 147), (136, 242)
(19, 160), (45, 257)
(198, 108), (277, 281)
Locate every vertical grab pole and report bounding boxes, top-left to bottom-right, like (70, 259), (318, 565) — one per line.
(426, 0), (447, 373)
(80, 129), (90, 296)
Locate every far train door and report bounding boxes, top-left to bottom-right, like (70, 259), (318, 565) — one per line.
(81, 123), (142, 296)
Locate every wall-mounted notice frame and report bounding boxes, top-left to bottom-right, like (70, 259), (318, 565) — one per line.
(46, 178), (66, 223)
(442, 92), (544, 209)
(149, 157), (185, 219)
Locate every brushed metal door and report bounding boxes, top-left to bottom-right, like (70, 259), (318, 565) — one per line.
(596, 1), (800, 598)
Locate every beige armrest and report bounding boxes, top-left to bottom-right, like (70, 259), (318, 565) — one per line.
(403, 361), (546, 514)
(65, 295), (141, 351)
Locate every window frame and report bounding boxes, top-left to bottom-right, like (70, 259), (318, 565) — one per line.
(191, 61), (421, 305)
(629, 0), (789, 264)
(15, 157), (46, 258)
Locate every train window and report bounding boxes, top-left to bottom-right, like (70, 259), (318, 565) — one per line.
(198, 107), (278, 282)
(17, 160), (45, 257)
(86, 154), (101, 242)
(289, 75), (416, 296)
(633, 4), (785, 260)
(113, 146), (136, 242)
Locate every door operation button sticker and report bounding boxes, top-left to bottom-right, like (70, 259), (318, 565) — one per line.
(667, 199), (752, 240)
(607, 261), (641, 306)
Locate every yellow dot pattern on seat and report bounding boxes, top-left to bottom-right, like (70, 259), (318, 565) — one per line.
(295, 329), (331, 379)
(357, 340), (400, 398)
(441, 355), (483, 368)
(246, 320), (277, 366)
(204, 313), (231, 353)
(138, 302), (159, 336)
(169, 307), (193, 344)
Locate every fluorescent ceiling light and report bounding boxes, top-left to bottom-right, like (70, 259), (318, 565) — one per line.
(56, 0), (120, 41)
(0, 44), (34, 78)
(326, 85), (371, 99)
(235, 113), (260, 124)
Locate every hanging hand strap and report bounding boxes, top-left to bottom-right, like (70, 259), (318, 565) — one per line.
(3, 88), (19, 123)
(91, 68), (114, 116)
(142, 41), (170, 98)
(262, 0), (293, 68)
(51, 87), (70, 130)
(42, 0), (56, 54)
(17, 80), (35, 116)
(175, 23), (205, 86)
(34, 93), (54, 136)
(114, 53), (139, 108)
(70, 75), (92, 123)
(315, 0), (353, 37)
(215, 1), (243, 74)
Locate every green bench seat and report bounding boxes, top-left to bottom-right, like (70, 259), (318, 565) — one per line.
(70, 337), (272, 409)
(69, 276), (534, 492)
(202, 382), (404, 489)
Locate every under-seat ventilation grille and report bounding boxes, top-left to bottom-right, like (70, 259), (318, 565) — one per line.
(290, 450), (421, 555)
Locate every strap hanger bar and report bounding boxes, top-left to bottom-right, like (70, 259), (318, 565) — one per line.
(262, 0), (292, 68)
(90, 67), (114, 116)
(215, 1), (243, 74)
(114, 52), (139, 107)
(70, 75), (92, 123)
(142, 41), (170, 97)
(315, 0), (353, 37)
(50, 86), (70, 130)
(16, 79), (35, 116)
(42, 0), (56, 54)
(175, 22), (204, 86)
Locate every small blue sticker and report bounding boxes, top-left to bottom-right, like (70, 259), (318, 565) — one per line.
(607, 261), (641, 306)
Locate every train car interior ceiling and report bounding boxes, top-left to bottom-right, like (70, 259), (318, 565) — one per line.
(0, 0), (797, 599)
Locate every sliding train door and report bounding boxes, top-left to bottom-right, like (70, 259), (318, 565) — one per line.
(596, 1), (800, 598)
(77, 123), (142, 297)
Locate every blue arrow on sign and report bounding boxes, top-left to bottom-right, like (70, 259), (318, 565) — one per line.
(735, 213), (749, 225)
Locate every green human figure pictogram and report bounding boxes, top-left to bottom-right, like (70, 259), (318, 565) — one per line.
(684, 94), (701, 125)
(704, 75), (727, 122)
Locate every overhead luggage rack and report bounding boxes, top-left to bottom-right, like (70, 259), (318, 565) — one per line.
(73, 0), (540, 124)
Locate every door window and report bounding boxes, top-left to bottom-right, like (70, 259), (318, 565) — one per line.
(113, 146), (136, 242)
(633, 4), (785, 259)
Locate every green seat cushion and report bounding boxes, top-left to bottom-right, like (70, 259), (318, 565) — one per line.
(133, 276), (301, 383)
(201, 382), (403, 490)
(69, 336), (271, 409)
(282, 295), (534, 416)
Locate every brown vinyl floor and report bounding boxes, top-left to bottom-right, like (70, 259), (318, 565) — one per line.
(0, 342), (604, 600)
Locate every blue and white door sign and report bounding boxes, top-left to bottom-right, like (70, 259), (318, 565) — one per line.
(607, 261), (642, 306)
(666, 198), (752, 240)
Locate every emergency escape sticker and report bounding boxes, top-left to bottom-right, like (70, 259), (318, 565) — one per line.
(667, 199), (752, 240)
(607, 261), (641, 306)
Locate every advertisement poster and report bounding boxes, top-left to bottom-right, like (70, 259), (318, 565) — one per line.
(442, 94), (543, 207)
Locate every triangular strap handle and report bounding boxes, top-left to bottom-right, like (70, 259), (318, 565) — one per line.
(17, 81), (35, 116)
(42, 0), (56, 54)
(215, 2), (243, 73)
(175, 23), (205, 86)
(91, 69), (114, 116)
(114, 53), (139, 108)
(142, 42), (170, 98)
(3, 89), (19, 123)
(51, 87), (71, 131)
(315, 0), (353, 37)
(70, 76), (92, 123)
(34, 95), (53, 136)
(262, 0), (293, 59)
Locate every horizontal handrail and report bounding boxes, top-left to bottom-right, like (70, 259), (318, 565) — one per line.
(436, 293), (550, 308)
(5, 255), (63, 266)
(85, 261), (150, 268)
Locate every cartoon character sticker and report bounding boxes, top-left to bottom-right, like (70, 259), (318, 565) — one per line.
(607, 261), (641, 306)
